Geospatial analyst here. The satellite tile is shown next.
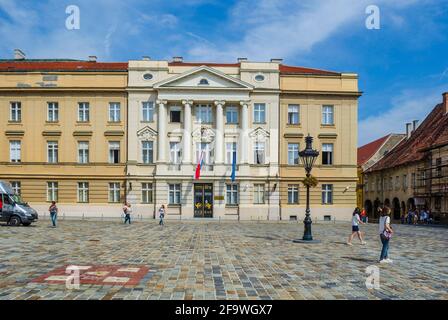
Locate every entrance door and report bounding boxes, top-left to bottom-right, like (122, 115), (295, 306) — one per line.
(194, 184), (213, 218)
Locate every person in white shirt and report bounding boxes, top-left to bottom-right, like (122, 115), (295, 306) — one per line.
(123, 201), (132, 224)
(379, 206), (394, 263)
(347, 207), (366, 246)
(158, 204), (166, 227)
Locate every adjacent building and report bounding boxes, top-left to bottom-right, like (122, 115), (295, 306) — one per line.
(364, 93), (448, 223)
(0, 52), (128, 216)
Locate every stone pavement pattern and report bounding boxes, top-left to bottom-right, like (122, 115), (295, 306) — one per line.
(0, 219), (447, 300)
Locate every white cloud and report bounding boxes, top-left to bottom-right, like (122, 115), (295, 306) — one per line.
(358, 85), (447, 146)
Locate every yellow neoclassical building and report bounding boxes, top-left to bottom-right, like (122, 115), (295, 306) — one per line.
(0, 56), (128, 216)
(278, 66), (361, 221)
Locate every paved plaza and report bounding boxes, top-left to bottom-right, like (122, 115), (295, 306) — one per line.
(0, 218), (447, 300)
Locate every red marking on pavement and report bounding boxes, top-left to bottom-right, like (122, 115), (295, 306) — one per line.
(31, 265), (150, 286)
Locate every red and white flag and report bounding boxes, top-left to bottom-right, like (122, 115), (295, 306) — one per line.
(194, 150), (204, 180)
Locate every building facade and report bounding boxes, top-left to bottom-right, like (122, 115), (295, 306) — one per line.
(279, 67), (361, 221)
(0, 57), (128, 216)
(364, 93), (448, 223)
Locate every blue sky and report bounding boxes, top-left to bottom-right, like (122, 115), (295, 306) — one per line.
(0, 0), (447, 146)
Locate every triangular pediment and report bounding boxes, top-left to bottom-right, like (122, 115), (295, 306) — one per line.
(154, 65), (254, 90)
(249, 127), (270, 140)
(137, 126), (158, 140)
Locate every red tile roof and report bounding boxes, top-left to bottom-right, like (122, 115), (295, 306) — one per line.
(0, 60), (128, 72)
(168, 62), (240, 67)
(279, 64), (340, 76)
(368, 103), (448, 172)
(357, 134), (390, 166)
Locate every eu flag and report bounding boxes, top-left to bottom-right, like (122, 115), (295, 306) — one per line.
(230, 151), (236, 182)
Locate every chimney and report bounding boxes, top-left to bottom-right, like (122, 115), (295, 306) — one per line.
(406, 123), (412, 139)
(412, 120), (419, 132)
(172, 56), (183, 63)
(14, 49), (26, 60)
(443, 92), (448, 114)
(142, 56), (151, 61)
(270, 58), (283, 64)
(88, 55), (97, 62)
(237, 57), (248, 63)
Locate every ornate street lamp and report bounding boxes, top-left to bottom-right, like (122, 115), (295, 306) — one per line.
(294, 134), (320, 243)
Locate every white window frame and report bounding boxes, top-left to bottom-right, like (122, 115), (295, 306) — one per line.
(109, 141), (120, 164)
(141, 183), (153, 204)
(253, 184), (265, 204)
(142, 141), (154, 164)
(78, 102), (90, 122)
(195, 104), (212, 124)
(10, 181), (21, 195)
(254, 141), (265, 165)
(226, 184), (239, 205)
(10, 102), (21, 122)
(226, 106), (238, 124)
(169, 183), (181, 205)
(322, 143), (334, 165)
(78, 141), (89, 164)
(288, 185), (299, 204)
(47, 141), (58, 163)
(109, 102), (121, 122)
(47, 102), (59, 122)
(170, 142), (181, 164)
(142, 101), (154, 122)
(108, 182), (120, 203)
(47, 182), (58, 202)
(287, 104), (300, 125)
(77, 182), (89, 203)
(196, 142), (212, 165)
(9, 140), (21, 163)
(322, 184), (333, 204)
(253, 103), (266, 124)
(322, 105), (334, 125)
(287, 143), (300, 165)
(225, 142), (237, 164)
(170, 106), (182, 123)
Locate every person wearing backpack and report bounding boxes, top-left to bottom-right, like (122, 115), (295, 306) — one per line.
(379, 206), (394, 264)
(49, 201), (58, 227)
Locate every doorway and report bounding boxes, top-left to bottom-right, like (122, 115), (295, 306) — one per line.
(194, 183), (213, 218)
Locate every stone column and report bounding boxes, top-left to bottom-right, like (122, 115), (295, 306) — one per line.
(182, 99), (193, 164)
(214, 100), (225, 164)
(156, 99), (167, 162)
(240, 100), (250, 164)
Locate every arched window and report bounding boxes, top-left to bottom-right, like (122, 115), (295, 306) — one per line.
(198, 78), (209, 85)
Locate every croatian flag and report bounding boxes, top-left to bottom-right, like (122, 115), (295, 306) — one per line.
(195, 150), (204, 180)
(230, 151), (236, 182)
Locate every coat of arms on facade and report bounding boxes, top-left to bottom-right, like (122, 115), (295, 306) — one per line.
(192, 126), (215, 143)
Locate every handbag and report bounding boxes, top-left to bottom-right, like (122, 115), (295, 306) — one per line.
(382, 217), (392, 240)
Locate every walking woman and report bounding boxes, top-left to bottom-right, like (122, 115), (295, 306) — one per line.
(379, 206), (394, 263)
(347, 207), (366, 245)
(49, 201), (58, 227)
(123, 201), (132, 224)
(159, 204), (166, 227)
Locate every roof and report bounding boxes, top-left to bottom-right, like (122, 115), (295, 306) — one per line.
(0, 60), (128, 72)
(279, 64), (340, 76)
(357, 134), (390, 166)
(368, 103), (448, 172)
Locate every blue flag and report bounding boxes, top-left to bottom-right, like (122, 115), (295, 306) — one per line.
(230, 151), (236, 182)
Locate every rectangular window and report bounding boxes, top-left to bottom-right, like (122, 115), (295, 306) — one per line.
(225, 142), (237, 164)
(47, 141), (58, 163)
(226, 184), (239, 205)
(109, 102), (121, 122)
(411, 173), (416, 188)
(142, 101), (154, 122)
(288, 185), (299, 204)
(403, 174), (408, 190)
(365, 177), (369, 192)
(78, 141), (89, 164)
(142, 141), (154, 164)
(169, 184), (181, 204)
(141, 183), (153, 204)
(322, 105), (334, 125)
(395, 176), (400, 190)
(226, 106), (238, 124)
(109, 141), (120, 164)
(253, 184), (265, 204)
(196, 142), (212, 165)
(322, 143), (334, 165)
(10, 181), (21, 195)
(47, 182), (58, 202)
(78, 102), (90, 122)
(170, 142), (181, 164)
(47, 102), (59, 122)
(287, 104), (299, 125)
(253, 103), (266, 123)
(170, 107), (181, 123)
(254, 142), (265, 164)
(436, 158), (442, 177)
(10, 102), (21, 122)
(9, 140), (21, 163)
(195, 104), (212, 123)
(287, 143), (299, 165)
(77, 182), (89, 203)
(108, 183), (120, 203)
(322, 184), (333, 204)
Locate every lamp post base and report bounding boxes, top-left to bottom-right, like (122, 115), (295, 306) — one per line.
(292, 239), (322, 244)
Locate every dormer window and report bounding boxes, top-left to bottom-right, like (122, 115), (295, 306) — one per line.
(198, 78), (209, 85)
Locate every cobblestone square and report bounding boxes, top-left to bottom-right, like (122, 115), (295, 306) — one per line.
(0, 219), (446, 300)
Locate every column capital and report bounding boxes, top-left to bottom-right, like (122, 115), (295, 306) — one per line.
(182, 99), (194, 106)
(156, 99), (167, 105)
(240, 100), (250, 107)
(214, 100), (226, 107)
